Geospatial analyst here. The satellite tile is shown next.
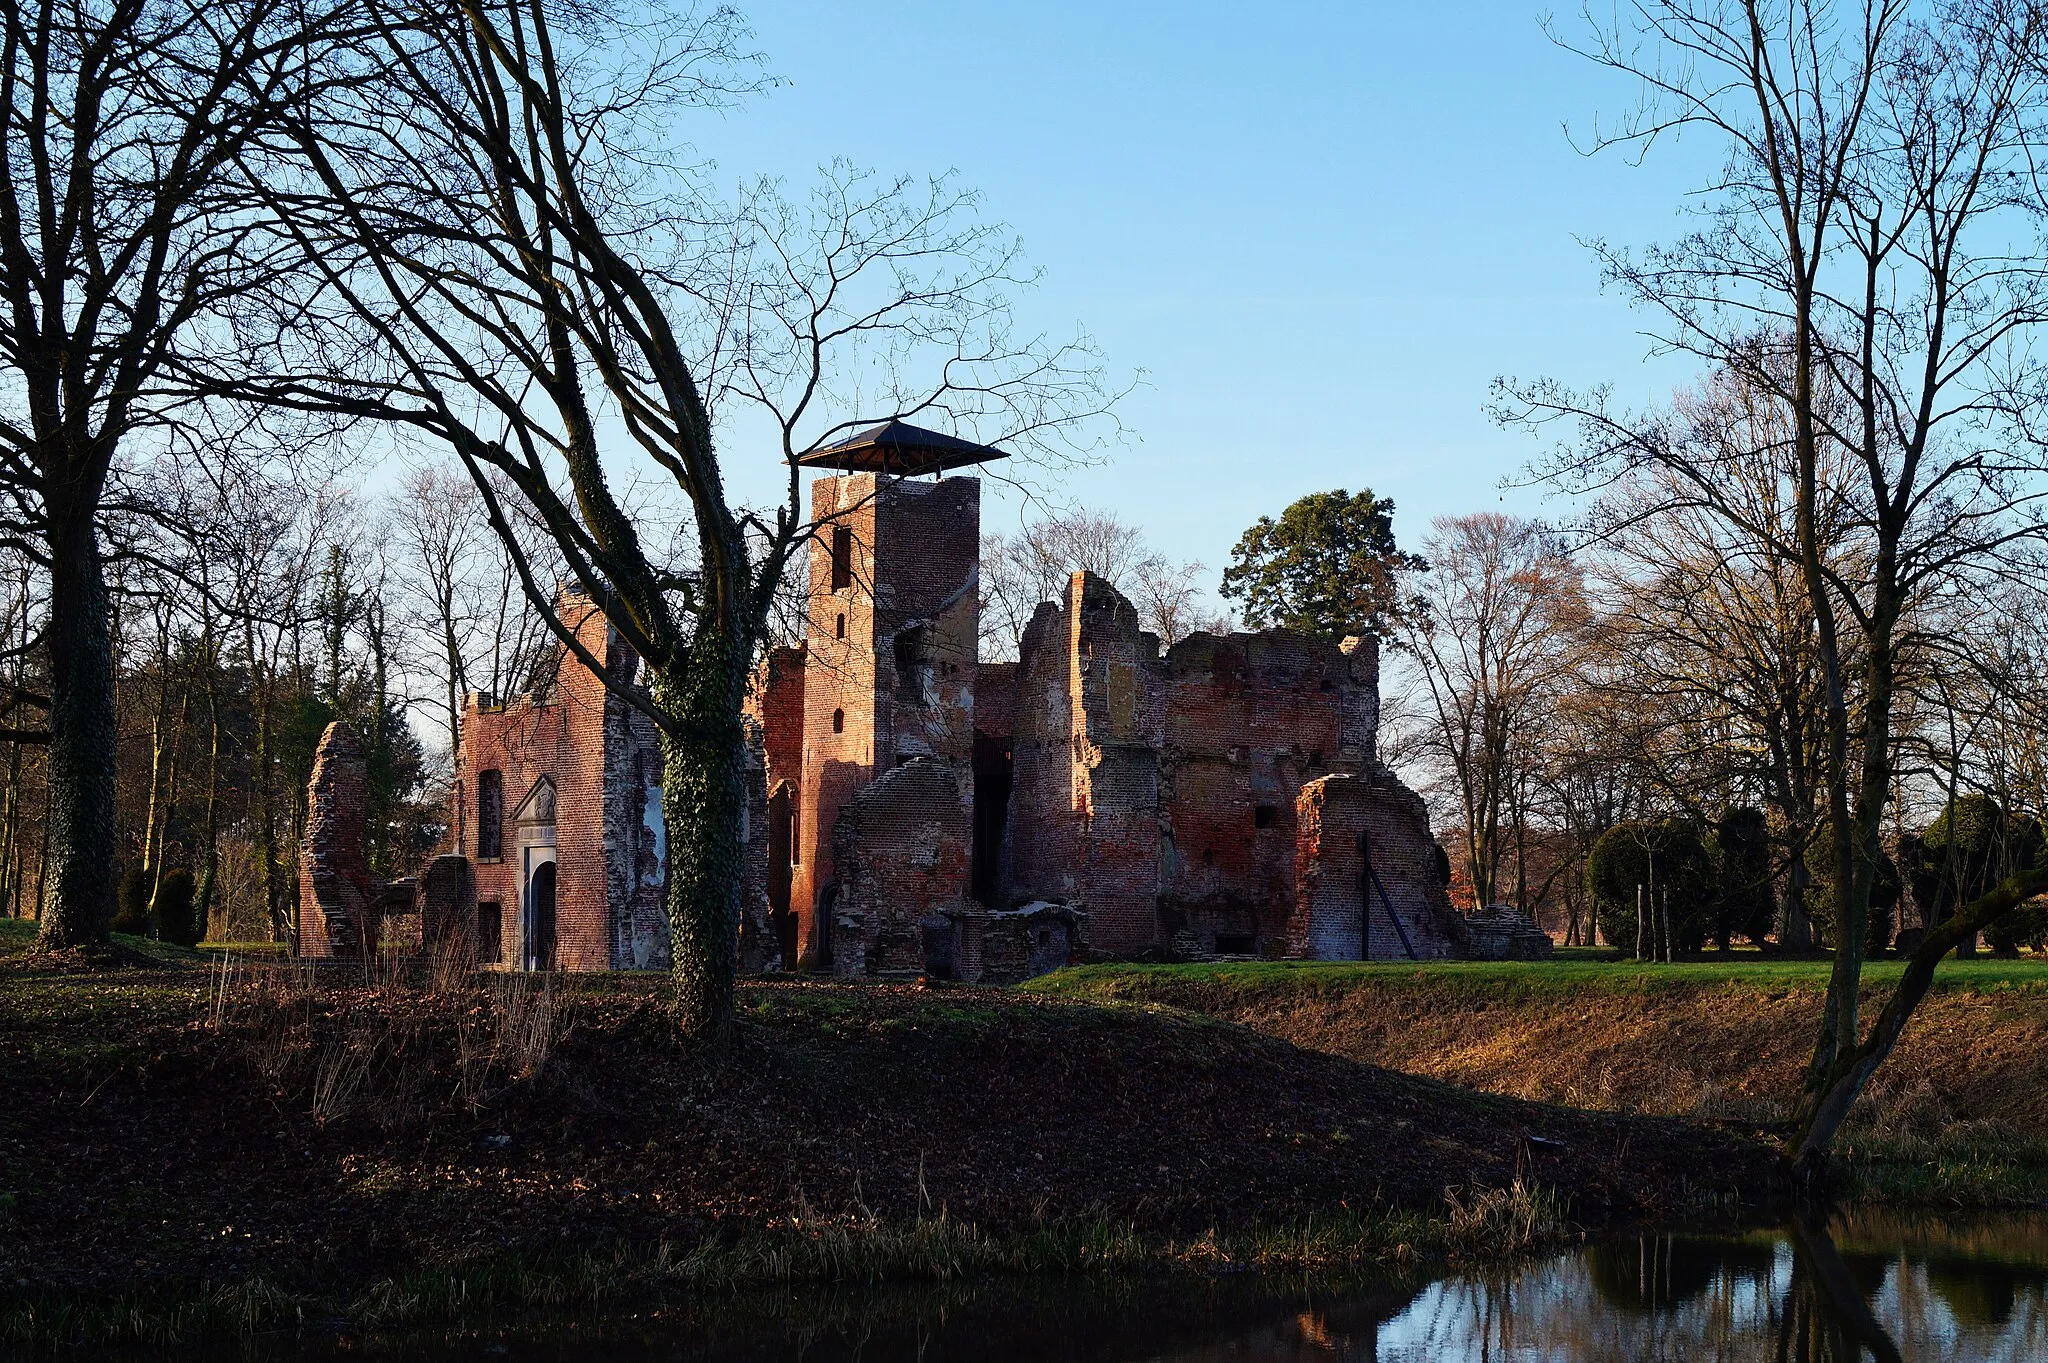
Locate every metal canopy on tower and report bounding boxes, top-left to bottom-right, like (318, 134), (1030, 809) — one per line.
(793, 420), (1009, 476)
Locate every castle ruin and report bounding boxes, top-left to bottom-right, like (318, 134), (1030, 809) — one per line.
(299, 422), (1482, 976)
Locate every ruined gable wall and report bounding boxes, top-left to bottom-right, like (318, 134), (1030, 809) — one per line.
(753, 645), (806, 791)
(1065, 572), (1166, 952)
(1157, 632), (1357, 953)
(997, 601), (1077, 909)
(599, 639), (670, 971)
(1291, 771), (1460, 961)
(454, 600), (614, 971)
(298, 722), (372, 959)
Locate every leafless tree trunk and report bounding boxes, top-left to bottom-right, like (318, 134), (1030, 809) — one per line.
(1518, 0), (2048, 1170)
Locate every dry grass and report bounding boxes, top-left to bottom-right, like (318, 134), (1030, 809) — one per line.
(201, 952), (564, 1128)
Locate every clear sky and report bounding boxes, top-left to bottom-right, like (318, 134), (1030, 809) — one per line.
(694, 1), (1721, 595)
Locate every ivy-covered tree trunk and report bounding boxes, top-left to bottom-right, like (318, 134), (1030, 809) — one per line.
(36, 511), (118, 947)
(655, 624), (751, 1042)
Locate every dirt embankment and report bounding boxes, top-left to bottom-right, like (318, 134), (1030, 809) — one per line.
(1035, 968), (2048, 1130)
(0, 960), (1780, 1296)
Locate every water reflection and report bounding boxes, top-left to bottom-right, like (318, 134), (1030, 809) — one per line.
(1377, 1211), (2048, 1362)
(184, 1210), (2048, 1361)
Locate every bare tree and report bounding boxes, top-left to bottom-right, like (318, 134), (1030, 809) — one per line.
(1512, 0), (2048, 1169)
(1402, 514), (1586, 911)
(0, 0), (354, 945)
(980, 508), (1216, 658)
(249, 0), (1112, 1036)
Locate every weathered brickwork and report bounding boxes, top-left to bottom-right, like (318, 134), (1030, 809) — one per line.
(982, 570), (1436, 959)
(828, 759), (970, 977)
(1290, 772), (1462, 961)
(444, 595), (683, 971)
(791, 473), (979, 974)
(298, 722), (375, 959)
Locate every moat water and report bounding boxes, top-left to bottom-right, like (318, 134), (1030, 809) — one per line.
(190, 1210), (2048, 1361)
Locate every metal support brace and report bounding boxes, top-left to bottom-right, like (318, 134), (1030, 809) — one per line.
(1366, 858), (1420, 961)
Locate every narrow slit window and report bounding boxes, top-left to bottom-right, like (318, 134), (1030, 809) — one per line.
(835, 612), (846, 639)
(830, 526), (853, 591)
(477, 769), (504, 859)
(833, 708), (845, 734)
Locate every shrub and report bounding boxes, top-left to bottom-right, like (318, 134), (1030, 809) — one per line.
(1710, 807), (1775, 948)
(1803, 821), (1901, 955)
(154, 868), (200, 948)
(1907, 797), (2047, 956)
(113, 866), (153, 936)
(1985, 901), (2048, 957)
(1586, 820), (1715, 954)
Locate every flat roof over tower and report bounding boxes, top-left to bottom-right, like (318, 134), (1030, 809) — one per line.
(793, 419), (1009, 475)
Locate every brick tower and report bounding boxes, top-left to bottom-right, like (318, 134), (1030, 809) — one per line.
(787, 422), (1004, 969)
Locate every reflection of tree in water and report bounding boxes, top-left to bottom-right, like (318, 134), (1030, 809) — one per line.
(1374, 1218), (2048, 1363)
(1921, 1257), (2048, 1330)
(328, 1215), (2048, 1362)
(1586, 1234), (1774, 1313)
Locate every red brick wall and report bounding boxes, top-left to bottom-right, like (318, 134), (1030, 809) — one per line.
(990, 572), (1428, 959)
(828, 759), (970, 976)
(1156, 631), (1362, 952)
(752, 645), (807, 792)
(1291, 772), (1460, 961)
(455, 598), (641, 971)
(791, 475), (880, 961)
(792, 474), (980, 968)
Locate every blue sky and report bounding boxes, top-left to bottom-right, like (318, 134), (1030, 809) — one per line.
(696, 1), (1720, 590)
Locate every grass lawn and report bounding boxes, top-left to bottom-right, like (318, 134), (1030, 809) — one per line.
(1025, 953), (2048, 1001)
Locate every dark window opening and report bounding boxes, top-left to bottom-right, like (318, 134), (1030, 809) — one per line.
(971, 730), (1014, 906)
(1308, 749), (1325, 770)
(1215, 933), (1256, 956)
(830, 526), (853, 591)
(835, 612), (846, 639)
(832, 708), (845, 734)
(1202, 848), (1215, 867)
(1319, 679), (1336, 693)
(477, 769), (504, 859)
(477, 901), (503, 964)
(1254, 804), (1278, 830)
(893, 627), (929, 706)
(767, 784), (794, 967)
(791, 800), (800, 862)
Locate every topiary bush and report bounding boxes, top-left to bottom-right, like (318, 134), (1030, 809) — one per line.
(113, 866), (153, 936)
(153, 867), (199, 948)
(1586, 819), (1715, 955)
(1803, 821), (1901, 955)
(1907, 797), (2047, 956)
(1710, 806), (1776, 948)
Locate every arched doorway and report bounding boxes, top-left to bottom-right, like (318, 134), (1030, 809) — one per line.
(527, 860), (557, 971)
